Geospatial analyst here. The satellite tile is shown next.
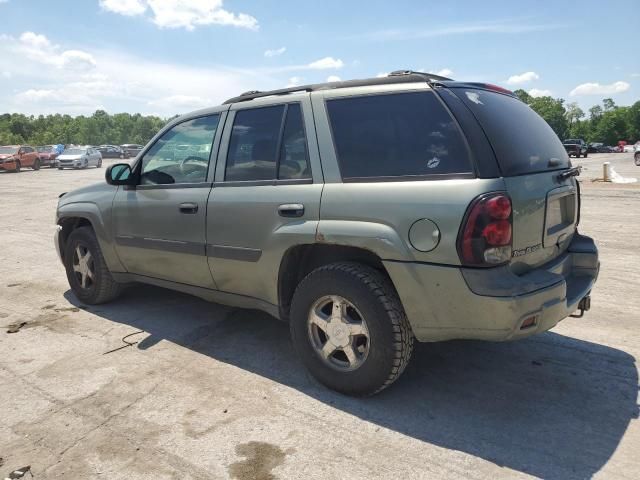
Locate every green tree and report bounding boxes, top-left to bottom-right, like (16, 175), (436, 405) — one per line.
(528, 96), (568, 139)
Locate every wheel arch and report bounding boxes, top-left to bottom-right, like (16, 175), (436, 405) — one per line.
(278, 243), (394, 321)
(57, 204), (125, 272)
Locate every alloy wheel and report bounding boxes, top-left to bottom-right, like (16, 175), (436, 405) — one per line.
(307, 295), (370, 371)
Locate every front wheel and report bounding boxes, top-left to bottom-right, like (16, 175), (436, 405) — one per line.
(583, 152), (588, 158)
(32, 158), (40, 170)
(14, 160), (21, 172)
(635, 152), (640, 166)
(290, 262), (414, 396)
(97, 158), (102, 168)
(64, 226), (123, 304)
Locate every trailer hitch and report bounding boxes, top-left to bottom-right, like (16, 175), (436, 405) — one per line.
(570, 295), (591, 318)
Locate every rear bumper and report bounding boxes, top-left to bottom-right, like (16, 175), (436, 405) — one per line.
(384, 233), (599, 342)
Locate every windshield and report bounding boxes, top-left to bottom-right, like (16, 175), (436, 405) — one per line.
(62, 149), (86, 155)
(0, 146), (18, 154)
(453, 88), (569, 175)
(36, 146), (53, 152)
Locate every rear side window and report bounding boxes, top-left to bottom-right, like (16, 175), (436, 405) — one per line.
(326, 91), (472, 180)
(225, 103), (311, 182)
(454, 89), (569, 175)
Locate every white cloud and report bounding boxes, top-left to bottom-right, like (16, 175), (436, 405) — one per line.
(264, 47), (286, 58)
(307, 57), (344, 70)
(287, 76), (303, 87)
(569, 81), (630, 96)
(376, 72), (388, 78)
(326, 75), (341, 82)
(99, 0), (147, 16)
(11, 32), (97, 71)
(349, 20), (564, 41)
(101, 0), (259, 30)
(0, 31), (273, 115)
(506, 71), (539, 85)
(529, 88), (552, 98)
(436, 68), (453, 77)
(148, 94), (211, 109)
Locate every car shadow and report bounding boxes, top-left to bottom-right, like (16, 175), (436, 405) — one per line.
(64, 286), (638, 479)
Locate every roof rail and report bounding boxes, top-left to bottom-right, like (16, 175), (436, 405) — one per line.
(223, 70), (454, 104)
(387, 70), (453, 82)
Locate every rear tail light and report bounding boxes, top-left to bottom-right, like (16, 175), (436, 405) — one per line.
(458, 192), (513, 266)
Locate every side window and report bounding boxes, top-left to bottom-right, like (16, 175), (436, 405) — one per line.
(225, 105), (284, 181)
(225, 103), (311, 182)
(326, 92), (472, 179)
(278, 104), (311, 180)
(140, 115), (219, 185)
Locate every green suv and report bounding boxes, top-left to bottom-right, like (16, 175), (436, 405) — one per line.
(55, 71), (599, 396)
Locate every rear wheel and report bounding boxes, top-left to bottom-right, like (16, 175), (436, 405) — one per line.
(583, 151), (588, 158)
(97, 158), (102, 168)
(14, 160), (21, 172)
(64, 226), (123, 304)
(635, 152), (640, 166)
(58, 166), (63, 170)
(32, 158), (40, 170)
(290, 262), (414, 396)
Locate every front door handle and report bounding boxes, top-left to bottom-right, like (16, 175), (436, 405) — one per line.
(278, 203), (304, 218)
(179, 202), (199, 214)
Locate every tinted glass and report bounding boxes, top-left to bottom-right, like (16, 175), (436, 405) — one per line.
(140, 115), (219, 185)
(278, 104), (310, 179)
(454, 89), (569, 175)
(327, 92), (471, 179)
(0, 147), (18, 154)
(226, 105), (284, 181)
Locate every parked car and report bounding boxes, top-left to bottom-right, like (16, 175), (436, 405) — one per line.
(57, 147), (103, 169)
(587, 142), (603, 153)
(36, 145), (59, 167)
(121, 144), (143, 157)
(55, 72), (598, 396)
(563, 138), (588, 157)
(98, 145), (126, 159)
(0, 145), (41, 172)
(634, 141), (640, 166)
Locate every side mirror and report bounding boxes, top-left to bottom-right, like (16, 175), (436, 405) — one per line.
(106, 163), (134, 186)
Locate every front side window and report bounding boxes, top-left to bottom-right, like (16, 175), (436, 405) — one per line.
(326, 91), (472, 179)
(225, 103), (311, 181)
(140, 115), (219, 185)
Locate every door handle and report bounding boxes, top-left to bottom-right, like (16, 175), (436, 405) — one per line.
(278, 203), (304, 218)
(179, 202), (199, 214)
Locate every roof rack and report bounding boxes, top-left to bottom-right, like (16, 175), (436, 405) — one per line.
(223, 70), (453, 104)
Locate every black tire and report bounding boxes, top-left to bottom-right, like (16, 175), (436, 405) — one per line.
(58, 167), (63, 170)
(635, 152), (640, 166)
(14, 160), (20, 172)
(290, 262), (414, 396)
(32, 158), (40, 170)
(97, 158), (102, 168)
(583, 152), (588, 158)
(64, 226), (123, 304)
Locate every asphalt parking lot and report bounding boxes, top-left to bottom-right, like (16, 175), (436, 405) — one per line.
(0, 153), (639, 479)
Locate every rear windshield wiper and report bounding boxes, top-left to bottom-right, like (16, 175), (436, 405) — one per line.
(557, 165), (582, 181)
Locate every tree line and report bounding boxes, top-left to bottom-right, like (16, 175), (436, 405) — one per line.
(1, 94), (639, 148)
(0, 110), (170, 146)
(513, 90), (640, 145)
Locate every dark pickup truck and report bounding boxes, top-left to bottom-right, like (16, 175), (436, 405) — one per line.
(563, 138), (588, 158)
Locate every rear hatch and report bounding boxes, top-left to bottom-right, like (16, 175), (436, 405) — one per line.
(450, 87), (578, 274)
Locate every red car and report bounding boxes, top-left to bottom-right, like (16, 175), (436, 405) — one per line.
(36, 145), (59, 167)
(0, 145), (41, 172)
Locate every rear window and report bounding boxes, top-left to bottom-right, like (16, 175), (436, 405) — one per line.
(454, 89), (569, 175)
(326, 91), (472, 180)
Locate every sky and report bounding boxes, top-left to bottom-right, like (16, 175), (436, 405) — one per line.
(0, 0), (638, 117)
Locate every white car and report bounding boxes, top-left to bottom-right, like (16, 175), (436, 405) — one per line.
(57, 147), (103, 169)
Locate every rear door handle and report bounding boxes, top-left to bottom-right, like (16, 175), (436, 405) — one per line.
(179, 202), (199, 214)
(278, 203), (304, 218)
